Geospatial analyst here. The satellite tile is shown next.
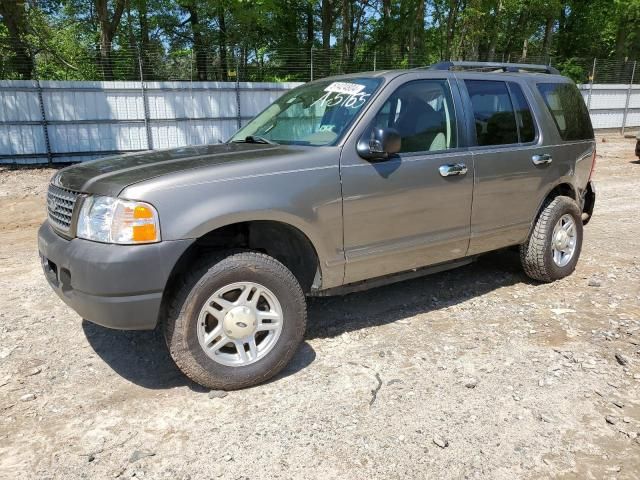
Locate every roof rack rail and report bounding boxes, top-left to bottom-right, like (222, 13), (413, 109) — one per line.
(428, 61), (560, 75)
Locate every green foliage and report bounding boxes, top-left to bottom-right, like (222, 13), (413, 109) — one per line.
(0, 0), (637, 81)
(556, 58), (588, 83)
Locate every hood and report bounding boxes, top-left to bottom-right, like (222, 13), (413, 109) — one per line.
(54, 143), (288, 196)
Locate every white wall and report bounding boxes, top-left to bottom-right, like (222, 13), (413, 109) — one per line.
(578, 84), (640, 130)
(0, 80), (301, 164)
(0, 80), (637, 164)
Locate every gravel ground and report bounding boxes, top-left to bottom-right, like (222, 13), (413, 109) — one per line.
(0, 135), (639, 480)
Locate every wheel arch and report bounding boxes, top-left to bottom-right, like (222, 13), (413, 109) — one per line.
(163, 217), (324, 308)
(526, 181), (579, 239)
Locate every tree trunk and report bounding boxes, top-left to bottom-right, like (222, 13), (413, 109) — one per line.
(349, 1), (365, 67)
(504, 9), (524, 59)
(321, 0), (332, 52)
(486, 0), (502, 61)
(321, 0), (333, 75)
(614, 18), (628, 60)
(521, 37), (528, 61)
(542, 14), (554, 60)
(186, 4), (207, 81)
(445, 0), (459, 60)
(408, 0), (425, 67)
(139, 0), (150, 52)
(468, 39), (479, 61)
(341, 0), (351, 72)
(95, 0), (126, 80)
(383, 0), (391, 18)
(137, 0), (150, 76)
(306, 0), (314, 77)
(306, 1), (314, 49)
(0, 0), (34, 79)
(218, 7), (228, 81)
(138, 0), (149, 49)
(381, 0), (392, 68)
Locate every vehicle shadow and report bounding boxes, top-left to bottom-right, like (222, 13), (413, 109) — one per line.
(82, 322), (202, 390)
(82, 320), (317, 391)
(306, 248), (528, 339)
(82, 248), (528, 390)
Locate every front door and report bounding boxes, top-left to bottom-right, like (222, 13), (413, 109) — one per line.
(340, 77), (474, 284)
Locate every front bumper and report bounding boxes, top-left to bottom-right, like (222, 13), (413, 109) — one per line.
(38, 222), (193, 330)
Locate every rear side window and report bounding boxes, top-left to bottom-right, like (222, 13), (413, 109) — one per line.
(465, 80), (518, 146)
(537, 83), (593, 141)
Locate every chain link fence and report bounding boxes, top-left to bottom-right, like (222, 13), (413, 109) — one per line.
(1, 41), (639, 85)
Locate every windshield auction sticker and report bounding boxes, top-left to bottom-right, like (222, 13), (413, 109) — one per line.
(324, 82), (366, 95)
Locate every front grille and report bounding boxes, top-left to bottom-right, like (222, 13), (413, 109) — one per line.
(47, 184), (79, 232)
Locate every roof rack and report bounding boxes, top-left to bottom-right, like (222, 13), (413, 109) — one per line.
(428, 61), (560, 75)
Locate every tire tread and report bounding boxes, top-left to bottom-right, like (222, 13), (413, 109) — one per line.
(164, 251), (306, 390)
(519, 195), (581, 283)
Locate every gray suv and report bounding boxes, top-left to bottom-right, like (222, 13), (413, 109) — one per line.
(38, 62), (596, 389)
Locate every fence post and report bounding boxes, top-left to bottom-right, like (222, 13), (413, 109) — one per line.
(35, 78), (53, 166)
(310, 47), (314, 81)
(621, 61), (637, 137)
(373, 50), (377, 71)
(587, 57), (596, 110)
(235, 55), (241, 131)
(189, 50), (195, 146)
(137, 49), (153, 150)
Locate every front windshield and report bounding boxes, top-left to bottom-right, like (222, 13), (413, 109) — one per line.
(229, 78), (382, 146)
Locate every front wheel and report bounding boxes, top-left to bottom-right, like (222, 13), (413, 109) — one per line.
(164, 251), (307, 390)
(520, 195), (583, 283)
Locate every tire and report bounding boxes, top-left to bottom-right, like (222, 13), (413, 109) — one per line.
(164, 251), (306, 390)
(520, 195), (583, 283)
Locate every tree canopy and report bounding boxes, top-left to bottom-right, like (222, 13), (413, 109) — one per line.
(1, 0), (639, 82)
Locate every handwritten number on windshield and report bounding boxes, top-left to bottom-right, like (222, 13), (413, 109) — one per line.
(310, 92), (371, 110)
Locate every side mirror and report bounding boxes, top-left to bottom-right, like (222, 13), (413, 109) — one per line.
(357, 127), (401, 161)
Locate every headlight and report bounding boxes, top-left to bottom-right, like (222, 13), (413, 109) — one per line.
(77, 196), (160, 244)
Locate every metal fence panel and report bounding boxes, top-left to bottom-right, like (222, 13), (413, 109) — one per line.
(48, 122), (148, 153)
(628, 88), (640, 108)
(0, 124), (46, 155)
(586, 85), (629, 109)
(41, 81), (145, 120)
(0, 80), (301, 164)
(0, 82), (41, 122)
(577, 84), (639, 130)
(0, 81), (638, 165)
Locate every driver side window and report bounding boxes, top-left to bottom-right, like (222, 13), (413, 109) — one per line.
(371, 80), (457, 153)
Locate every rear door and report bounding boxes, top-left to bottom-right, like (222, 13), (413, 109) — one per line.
(458, 75), (562, 255)
(340, 73), (474, 284)
(535, 81), (596, 194)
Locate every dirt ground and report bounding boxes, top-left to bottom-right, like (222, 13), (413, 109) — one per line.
(0, 135), (639, 480)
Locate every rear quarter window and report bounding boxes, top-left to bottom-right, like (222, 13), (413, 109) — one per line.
(537, 82), (594, 141)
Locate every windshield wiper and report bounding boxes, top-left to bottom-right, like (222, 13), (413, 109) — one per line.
(232, 135), (278, 145)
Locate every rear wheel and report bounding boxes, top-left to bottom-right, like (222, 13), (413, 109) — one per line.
(520, 195), (583, 282)
(164, 251), (306, 390)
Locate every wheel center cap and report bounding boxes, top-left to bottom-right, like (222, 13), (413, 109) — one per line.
(223, 306), (257, 339)
(555, 231), (568, 249)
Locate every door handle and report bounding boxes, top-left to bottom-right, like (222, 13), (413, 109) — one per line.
(439, 163), (468, 177)
(532, 153), (553, 165)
